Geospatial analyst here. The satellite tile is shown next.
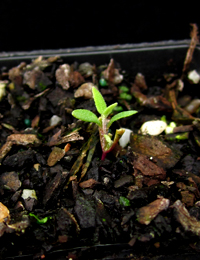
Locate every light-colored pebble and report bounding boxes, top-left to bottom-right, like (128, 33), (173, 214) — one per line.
(21, 189), (37, 200)
(50, 115), (62, 126)
(139, 120), (167, 136)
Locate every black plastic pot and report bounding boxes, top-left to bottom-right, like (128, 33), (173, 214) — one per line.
(1, 40), (200, 260)
(1, 40), (200, 76)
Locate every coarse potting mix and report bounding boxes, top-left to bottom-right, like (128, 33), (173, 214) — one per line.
(1, 24), (200, 259)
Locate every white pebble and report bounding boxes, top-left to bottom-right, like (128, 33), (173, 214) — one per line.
(103, 177), (110, 185)
(50, 115), (62, 126)
(21, 189), (37, 200)
(139, 120), (167, 136)
(188, 70), (200, 84)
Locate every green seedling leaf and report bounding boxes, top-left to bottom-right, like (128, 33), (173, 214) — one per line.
(29, 213), (49, 224)
(72, 109), (101, 126)
(103, 102), (118, 117)
(104, 134), (113, 144)
(104, 134), (113, 150)
(119, 86), (129, 93)
(108, 110), (138, 127)
(119, 93), (132, 101)
(92, 87), (107, 114)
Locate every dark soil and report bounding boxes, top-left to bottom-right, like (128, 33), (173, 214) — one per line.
(1, 43), (200, 260)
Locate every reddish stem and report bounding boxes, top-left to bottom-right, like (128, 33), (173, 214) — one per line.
(100, 141), (118, 160)
(101, 151), (107, 161)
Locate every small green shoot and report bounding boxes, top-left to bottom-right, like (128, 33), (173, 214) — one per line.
(119, 92), (132, 101)
(72, 87), (137, 160)
(29, 213), (49, 224)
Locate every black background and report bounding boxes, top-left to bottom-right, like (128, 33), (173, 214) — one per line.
(0, 1), (200, 52)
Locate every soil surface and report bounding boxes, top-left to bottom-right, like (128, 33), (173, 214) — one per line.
(1, 49), (200, 260)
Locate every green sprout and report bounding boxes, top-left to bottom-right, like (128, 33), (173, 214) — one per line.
(72, 87), (137, 160)
(29, 213), (49, 224)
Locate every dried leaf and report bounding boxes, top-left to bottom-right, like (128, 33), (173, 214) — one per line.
(1, 123), (16, 132)
(130, 134), (182, 170)
(8, 63), (25, 85)
(26, 55), (58, 70)
(0, 141), (13, 162)
(131, 152), (166, 186)
(165, 81), (197, 123)
(0, 134), (41, 162)
(22, 88), (49, 110)
(7, 134), (41, 146)
(47, 147), (66, 166)
(47, 129), (84, 146)
(0, 202), (10, 223)
(102, 59), (123, 85)
(132, 91), (172, 112)
(79, 134), (98, 181)
(31, 115), (40, 128)
(133, 73), (148, 91)
(79, 179), (99, 189)
(67, 126), (98, 186)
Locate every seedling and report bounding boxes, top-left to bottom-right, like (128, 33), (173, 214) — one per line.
(29, 213), (49, 224)
(72, 87), (137, 160)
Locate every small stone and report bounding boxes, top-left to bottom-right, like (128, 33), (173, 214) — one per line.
(114, 175), (133, 188)
(74, 83), (97, 99)
(188, 70), (200, 84)
(24, 118), (31, 127)
(139, 120), (167, 136)
(99, 78), (108, 87)
(21, 189), (37, 200)
(50, 115), (62, 126)
(74, 195), (96, 229)
(103, 177), (110, 185)
(0, 172), (21, 191)
(14, 201), (25, 212)
(78, 62), (94, 78)
(181, 190), (195, 207)
(58, 235), (68, 243)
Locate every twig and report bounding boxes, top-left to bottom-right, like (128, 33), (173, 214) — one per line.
(182, 24), (199, 76)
